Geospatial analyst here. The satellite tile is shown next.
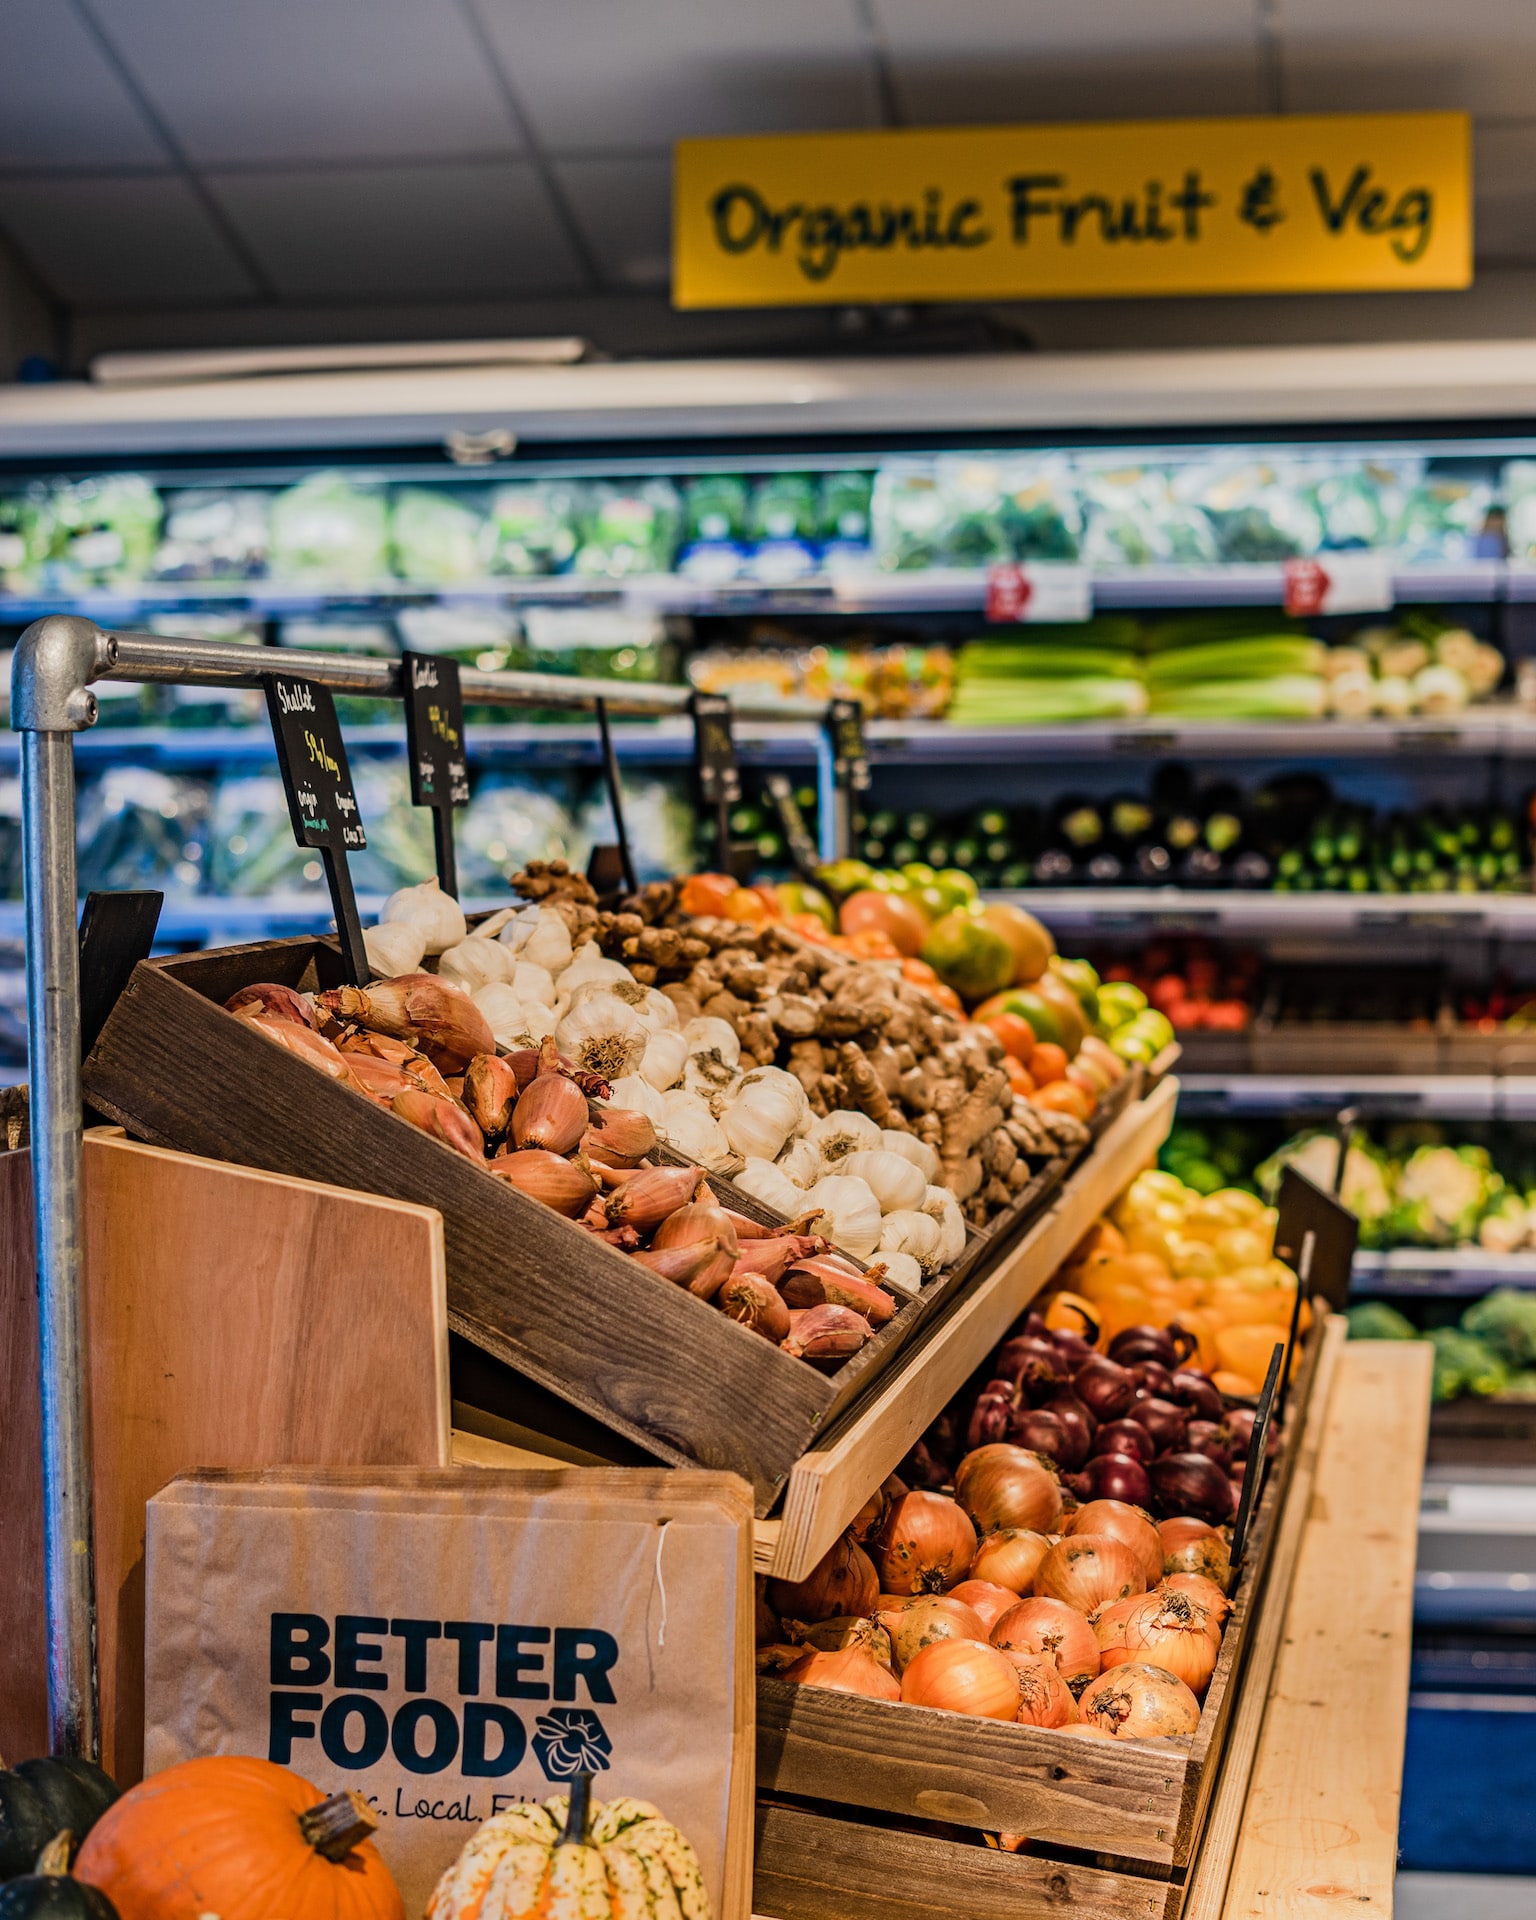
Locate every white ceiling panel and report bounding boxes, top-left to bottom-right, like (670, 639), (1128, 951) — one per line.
(0, 173), (255, 303)
(88, 0), (524, 165)
(207, 163), (586, 300)
(0, 1), (165, 168)
(874, 0), (1263, 123)
(470, 0), (882, 152)
(556, 157), (671, 290)
(1278, 0), (1536, 116)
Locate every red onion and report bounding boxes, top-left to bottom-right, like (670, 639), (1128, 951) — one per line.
(1149, 1452), (1236, 1526)
(1049, 1328), (1094, 1365)
(1008, 1407), (1067, 1459)
(1069, 1453), (1152, 1507)
(1223, 1409), (1257, 1460)
(902, 1440), (952, 1492)
(1091, 1419), (1155, 1465)
(966, 1387), (1015, 1451)
(1072, 1354), (1138, 1422)
(1185, 1420), (1233, 1468)
(1135, 1397), (1190, 1453)
(1127, 1360), (1176, 1400)
(1168, 1370), (1224, 1420)
(1044, 1393), (1096, 1471)
(1108, 1325), (1178, 1369)
(996, 1336), (1069, 1402)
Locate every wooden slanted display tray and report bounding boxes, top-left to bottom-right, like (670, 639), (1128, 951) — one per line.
(751, 1316), (1342, 1920)
(80, 935), (922, 1516)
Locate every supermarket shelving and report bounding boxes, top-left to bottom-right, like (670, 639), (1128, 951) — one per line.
(1177, 1073), (1536, 1118)
(1354, 1250), (1536, 1296)
(987, 889), (1536, 941)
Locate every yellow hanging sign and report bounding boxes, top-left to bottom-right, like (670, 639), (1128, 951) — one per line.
(673, 112), (1471, 307)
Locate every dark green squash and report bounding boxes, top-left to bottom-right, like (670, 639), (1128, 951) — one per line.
(0, 1774), (52, 1881)
(0, 1834), (118, 1917)
(8, 1772), (116, 1854)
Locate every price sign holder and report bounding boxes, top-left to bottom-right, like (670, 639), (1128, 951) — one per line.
(1228, 1340), (1285, 1580)
(765, 774), (821, 884)
(588, 698), (637, 900)
(1275, 1162), (1358, 1316)
(264, 673), (370, 986)
(689, 690), (741, 874)
(77, 889), (162, 1057)
(823, 697), (870, 861)
(401, 650), (470, 899)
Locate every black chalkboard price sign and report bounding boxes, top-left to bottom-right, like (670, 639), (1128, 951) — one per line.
(1227, 1339), (1285, 1581)
(690, 689), (741, 871)
(264, 673), (370, 985)
(823, 697), (870, 862)
(401, 650), (471, 898)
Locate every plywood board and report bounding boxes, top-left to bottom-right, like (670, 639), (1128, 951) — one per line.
(0, 1135), (450, 1776)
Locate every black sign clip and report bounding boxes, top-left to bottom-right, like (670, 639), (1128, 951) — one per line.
(401, 650), (470, 899)
(690, 689), (741, 874)
(822, 696), (870, 862)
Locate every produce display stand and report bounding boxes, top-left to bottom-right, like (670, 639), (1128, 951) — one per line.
(8, 612), (824, 1757)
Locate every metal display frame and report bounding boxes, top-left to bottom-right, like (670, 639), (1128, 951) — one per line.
(10, 611), (842, 1758)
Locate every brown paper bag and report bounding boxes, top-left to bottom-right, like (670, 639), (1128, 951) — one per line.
(144, 1467), (755, 1918)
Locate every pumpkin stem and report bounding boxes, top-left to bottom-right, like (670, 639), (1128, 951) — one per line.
(560, 1773), (593, 1848)
(298, 1791), (378, 1862)
(36, 1831), (74, 1876)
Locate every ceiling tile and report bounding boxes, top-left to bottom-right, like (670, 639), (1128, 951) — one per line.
(0, 174), (256, 304)
(0, 0), (165, 167)
(1278, 1), (1536, 116)
(471, 0), (882, 152)
(88, 0), (524, 164)
(872, 0), (1263, 122)
(556, 157), (671, 290)
(207, 163), (585, 299)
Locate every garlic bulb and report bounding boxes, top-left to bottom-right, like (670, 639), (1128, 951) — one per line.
(363, 920), (427, 978)
(921, 1184), (968, 1266)
(842, 1148), (926, 1214)
(878, 1250), (924, 1293)
(803, 1174), (883, 1259)
(438, 937), (518, 991)
(558, 949), (632, 995)
(739, 1066), (809, 1131)
(775, 1137), (823, 1189)
(510, 961), (556, 1008)
(683, 1016), (741, 1070)
(472, 984), (556, 1052)
(501, 905), (572, 975)
(555, 993), (647, 1081)
(881, 1130), (942, 1184)
(473, 907), (517, 940)
(607, 1072), (668, 1125)
(380, 876), (465, 955)
(639, 1028), (689, 1092)
(719, 1075), (801, 1163)
(569, 974), (673, 1034)
(735, 1156), (805, 1218)
(808, 1109), (882, 1167)
(879, 1208), (943, 1275)
(658, 1089), (735, 1171)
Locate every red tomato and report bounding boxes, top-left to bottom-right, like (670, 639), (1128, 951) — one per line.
(1030, 1042), (1069, 1085)
(980, 1012), (1037, 1063)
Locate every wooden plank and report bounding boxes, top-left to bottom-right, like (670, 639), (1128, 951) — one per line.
(0, 1135), (451, 1780)
(0, 1149), (47, 1762)
(1214, 1340), (1432, 1919)
(766, 1077), (1178, 1581)
(752, 1801), (1172, 1920)
(1179, 1320), (1347, 1920)
(84, 949), (863, 1513)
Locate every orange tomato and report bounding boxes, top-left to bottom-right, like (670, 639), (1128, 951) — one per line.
(1003, 1055), (1036, 1095)
(723, 886), (771, 925)
(839, 889), (930, 957)
(927, 980), (964, 1014)
(679, 872), (738, 917)
(1029, 1042), (1069, 1085)
(902, 957), (942, 988)
(750, 882), (786, 920)
(981, 1012), (1037, 1063)
(842, 928), (902, 960)
(785, 911), (835, 945)
(1030, 1081), (1093, 1121)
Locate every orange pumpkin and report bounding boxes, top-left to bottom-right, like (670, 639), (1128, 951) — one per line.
(75, 1758), (403, 1920)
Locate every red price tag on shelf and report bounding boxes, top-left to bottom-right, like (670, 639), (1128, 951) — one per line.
(986, 562), (1091, 624)
(1283, 551), (1394, 617)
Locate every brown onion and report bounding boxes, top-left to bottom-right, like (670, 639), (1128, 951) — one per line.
(630, 1236), (731, 1294)
(463, 1052), (521, 1136)
(947, 1580), (1024, 1634)
(873, 1492), (977, 1595)
(1058, 1722), (1115, 1740)
(1091, 1592), (1146, 1662)
(785, 1616), (894, 1666)
(1078, 1662), (1201, 1739)
(1068, 1501), (1163, 1588)
(970, 1530), (1054, 1596)
(653, 1172), (740, 1257)
(1100, 1589), (1218, 1693)
(782, 1265), (896, 1325)
(1000, 1649), (1079, 1728)
(1159, 1517), (1218, 1554)
(1034, 1534), (1147, 1615)
(784, 1644), (900, 1701)
(955, 1445), (1063, 1536)
(901, 1639), (1021, 1721)
(1163, 1573), (1232, 1635)
(227, 982), (317, 1028)
(770, 1534), (878, 1624)
(719, 1273), (792, 1341)
(511, 1044), (590, 1153)
(390, 1086), (487, 1163)
(319, 972), (494, 1072)
(603, 1162), (701, 1229)
(1164, 1533), (1232, 1588)
(885, 1595), (989, 1672)
(849, 1475), (905, 1546)
(783, 1303), (873, 1362)
(580, 1104), (658, 1168)
(991, 1598), (1100, 1693)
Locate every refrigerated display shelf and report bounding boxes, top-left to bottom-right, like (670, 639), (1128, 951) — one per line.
(991, 889), (1536, 940)
(0, 895), (504, 945)
(1354, 1250), (1536, 1295)
(1178, 1072), (1536, 1117)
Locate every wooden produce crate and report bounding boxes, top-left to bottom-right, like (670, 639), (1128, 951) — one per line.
(750, 1313), (1337, 1920)
(80, 937), (922, 1516)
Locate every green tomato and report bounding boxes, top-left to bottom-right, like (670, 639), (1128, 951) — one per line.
(901, 862), (938, 889)
(814, 860), (877, 899)
(932, 868), (980, 910)
(1111, 1030), (1160, 1064)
